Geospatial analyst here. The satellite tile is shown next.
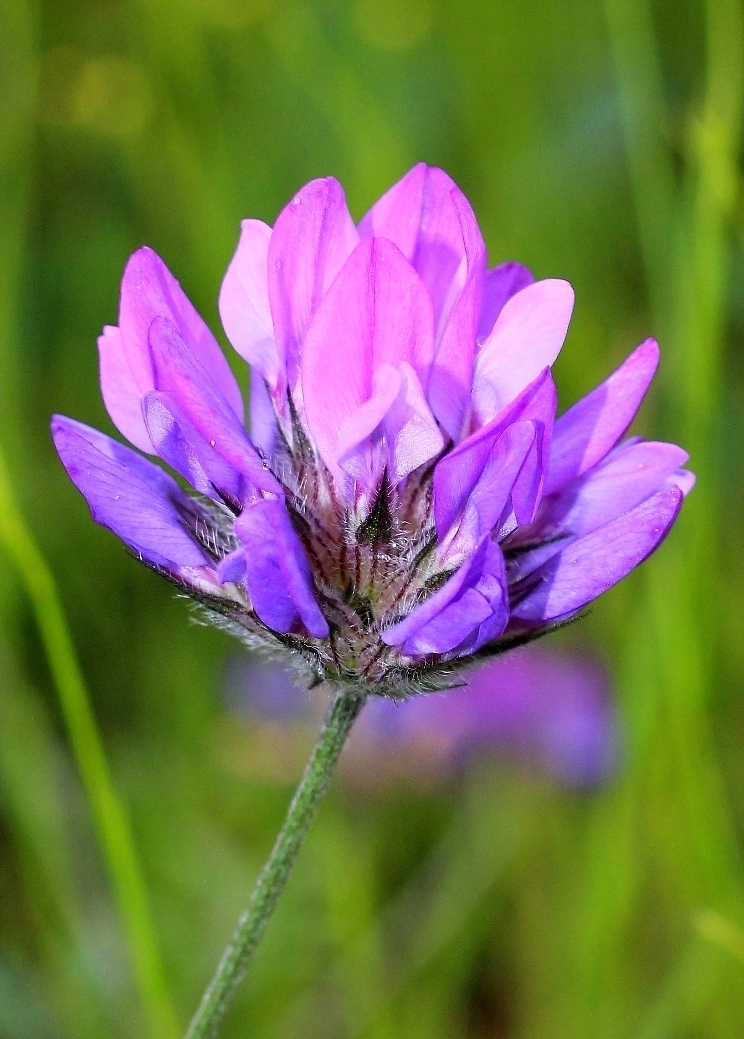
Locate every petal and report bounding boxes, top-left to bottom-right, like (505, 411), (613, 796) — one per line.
(234, 499), (329, 639)
(510, 486), (683, 623)
(302, 238), (435, 476)
(358, 162), (428, 259)
(249, 373), (279, 458)
(427, 191), (486, 440)
(217, 547), (247, 585)
(472, 279), (574, 423)
(268, 178), (359, 392)
(119, 247), (244, 421)
(667, 468), (696, 495)
(97, 325), (154, 453)
(476, 262), (535, 344)
(439, 421), (536, 564)
(384, 361), (445, 479)
(545, 338), (660, 495)
(360, 165), (481, 336)
(51, 415), (210, 571)
(148, 316), (280, 496)
(142, 391), (242, 506)
(336, 365), (402, 479)
(382, 540), (508, 656)
(219, 219), (279, 386)
(433, 368), (556, 538)
(531, 439), (689, 540)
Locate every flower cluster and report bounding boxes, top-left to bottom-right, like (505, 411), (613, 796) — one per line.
(53, 165), (692, 696)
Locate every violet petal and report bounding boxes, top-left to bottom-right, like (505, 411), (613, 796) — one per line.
(545, 338), (660, 495)
(51, 415), (210, 571)
(510, 485), (683, 623)
(148, 316), (280, 497)
(268, 177), (359, 395)
(235, 499), (329, 639)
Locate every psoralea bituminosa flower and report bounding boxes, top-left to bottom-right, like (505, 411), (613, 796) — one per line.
(52, 166), (693, 696)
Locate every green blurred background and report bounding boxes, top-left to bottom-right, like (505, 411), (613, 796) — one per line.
(2, 0), (744, 1035)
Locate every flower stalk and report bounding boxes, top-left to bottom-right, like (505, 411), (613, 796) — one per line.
(185, 689), (365, 1039)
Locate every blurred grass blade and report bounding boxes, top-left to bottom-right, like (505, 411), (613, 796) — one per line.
(602, 0), (677, 333)
(695, 909), (744, 967)
(0, 446), (178, 1039)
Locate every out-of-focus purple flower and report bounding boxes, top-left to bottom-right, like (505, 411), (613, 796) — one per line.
(52, 165), (693, 696)
(224, 649), (618, 788)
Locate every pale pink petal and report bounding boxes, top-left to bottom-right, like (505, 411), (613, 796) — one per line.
(472, 279), (574, 424)
(98, 325), (154, 453)
(219, 219), (279, 387)
(477, 262), (534, 344)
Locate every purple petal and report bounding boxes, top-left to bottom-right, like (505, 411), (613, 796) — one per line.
(148, 316), (280, 497)
(51, 415), (211, 571)
(234, 499), (329, 639)
(217, 547), (247, 585)
(142, 391), (242, 506)
(268, 178), (359, 394)
(530, 439), (689, 540)
(219, 219), (279, 387)
(98, 325), (154, 453)
(119, 247), (244, 421)
(382, 540), (509, 656)
(545, 338), (660, 495)
(302, 238), (435, 478)
(472, 279), (574, 424)
(433, 368), (557, 539)
(477, 262), (535, 344)
(249, 374), (279, 458)
(510, 486), (683, 623)
(439, 421), (536, 564)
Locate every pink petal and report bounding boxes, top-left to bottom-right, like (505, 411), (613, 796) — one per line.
(98, 325), (154, 453)
(427, 190), (486, 440)
(148, 316), (280, 496)
(472, 279), (574, 424)
(219, 219), (279, 386)
(545, 338), (660, 495)
(302, 238), (435, 476)
(119, 247), (244, 421)
(358, 163), (428, 259)
(268, 178), (359, 393)
(434, 368), (557, 538)
(476, 262), (534, 344)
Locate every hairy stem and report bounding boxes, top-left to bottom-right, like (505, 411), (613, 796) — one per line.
(185, 689), (365, 1039)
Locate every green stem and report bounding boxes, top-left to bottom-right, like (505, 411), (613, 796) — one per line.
(0, 446), (178, 1039)
(185, 689), (365, 1039)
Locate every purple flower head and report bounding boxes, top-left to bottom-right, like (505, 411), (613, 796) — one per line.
(53, 165), (693, 697)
